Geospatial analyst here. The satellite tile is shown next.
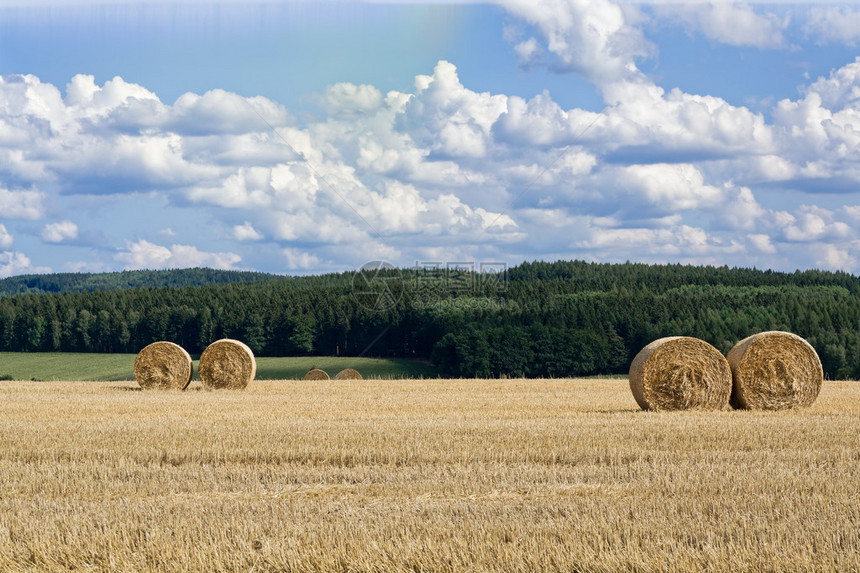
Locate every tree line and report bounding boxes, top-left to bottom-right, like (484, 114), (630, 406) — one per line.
(1, 260), (859, 379)
(0, 268), (276, 296)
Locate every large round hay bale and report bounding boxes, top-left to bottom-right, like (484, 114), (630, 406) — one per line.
(334, 368), (363, 380)
(134, 341), (193, 390)
(629, 336), (731, 411)
(198, 339), (256, 390)
(727, 331), (823, 410)
(303, 368), (330, 380)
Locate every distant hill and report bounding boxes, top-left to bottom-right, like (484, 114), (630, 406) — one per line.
(0, 268), (281, 296)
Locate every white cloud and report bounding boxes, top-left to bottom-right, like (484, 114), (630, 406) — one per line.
(513, 37), (543, 66)
(166, 90), (290, 135)
(0, 225), (12, 249)
(620, 163), (724, 212)
(768, 59), (860, 189)
(0, 251), (49, 278)
(41, 220), (78, 243)
(0, 188), (44, 219)
(780, 206), (851, 243)
(601, 80), (776, 155)
(493, 91), (603, 146)
(720, 186), (766, 231)
(402, 60), (508, 158)
(116, 240), (241, 270)
(805, 7), (860, 47)
(816, 243), (859, 272)
(802, 57), (860, 112)
(3, 20), (860, 277)
(234, 222), (263, 241)
(65, 74), (160, 119)
(283, 248), (321, 271)
(497, 0), (653, 83)
(574, 220), (745, 267)
(321, 83), (384, 117)
(654, 1), (787, 49)
(748, 234), (776, 254)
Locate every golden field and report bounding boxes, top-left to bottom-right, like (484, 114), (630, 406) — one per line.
(0, 378), (858, 572)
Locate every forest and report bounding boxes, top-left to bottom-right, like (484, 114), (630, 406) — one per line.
(1, 260), (859, 379)
(0, 268), (275, 296)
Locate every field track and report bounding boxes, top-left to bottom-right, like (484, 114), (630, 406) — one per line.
(0, 378), (858, 572)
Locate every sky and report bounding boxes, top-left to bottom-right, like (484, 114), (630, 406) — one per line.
(1, 0), (860, 277)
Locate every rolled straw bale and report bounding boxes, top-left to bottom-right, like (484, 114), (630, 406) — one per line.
(727, 331), (822, 410)
(134, 341), (192, 390)
(334, 368), (363, 380)
(199, 339), (256, 390)
(629, 336), (731, 411)
(304, 368), (330, 380)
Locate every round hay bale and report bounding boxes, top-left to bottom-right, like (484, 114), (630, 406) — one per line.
(629, 336), (731, 411)
(198, 339), (256, 390)
(334, 368), (363, 380)
(133, 341), (193, 390)
(727, 331), (822, 410)
(303, 368), (330, 380)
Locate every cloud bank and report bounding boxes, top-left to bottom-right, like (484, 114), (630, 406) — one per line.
(1, 1), (860, 276)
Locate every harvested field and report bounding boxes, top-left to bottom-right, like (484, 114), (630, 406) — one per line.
(0, 378), (858, 572)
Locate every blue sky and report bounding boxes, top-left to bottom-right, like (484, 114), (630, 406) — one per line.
(1, 0), (859, 277)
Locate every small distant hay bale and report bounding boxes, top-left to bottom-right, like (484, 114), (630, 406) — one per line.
(629, 336), (731, 411)
(334, 368), (363, 380)
(727, 331), (823, 410)
(134, 341), (192, 390)
(304, 368), (330, 380)
(199, 339), (256, 390)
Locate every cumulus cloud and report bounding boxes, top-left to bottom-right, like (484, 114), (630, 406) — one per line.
(233, 222), (263, 241)
(0, 224), (12, 249)
(747, 233), (776, 255)
(493, 91), (603, 147)
(574, 219), (745, 268)
(41, 220), (78, 243)
(497, 0), (653, 83)
(0, 188), (44, 219)
(654, 1), (787, 49)
(720, 186), (767, 232)
(513, 37), (543, 67)
(620, 163), (724, 212)
(401, 60), (508, 158)
(166, 90), (290, 136)
(780, 206), (852, 243)
(805, 7), (860, 47)
(600, 80), (776, 157)
(115, 240), (241, 270)
(320, 83), (384, 117)
(4, 3), (860, 277)
(817, 243), (860, 272)
(0, 251), (49, 278)
(768, 58), (860, 191)
(283, 247), (321, 271)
